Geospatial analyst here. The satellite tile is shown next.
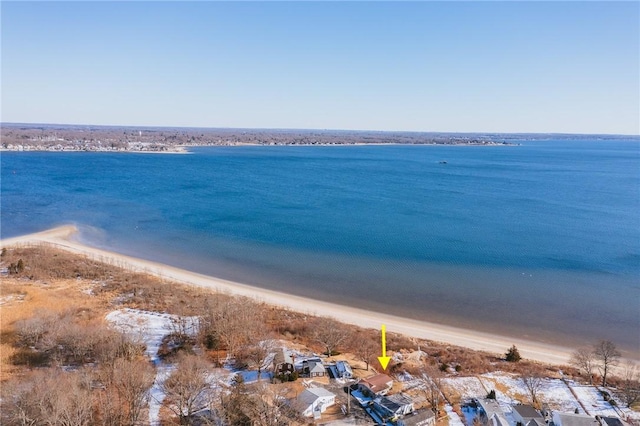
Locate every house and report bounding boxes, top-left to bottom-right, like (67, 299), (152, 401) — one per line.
(598, 417), (632, 426)
(375, 393), (415, 417)
(273, 349), (295, 377)
(490, 413), (512, 426)
(526, 419), (546, 426)
(336, 360), (353, 379)
(477, 398), (508, 426)
(304, 359), (326, 377)
(513, 405), (544, 426)
(398, 409), (436, 426)
(553, 413), (600, 426)
(297, 387), (336, 419)
(326, 360), (354, 379)
(360, 373), (394, 395)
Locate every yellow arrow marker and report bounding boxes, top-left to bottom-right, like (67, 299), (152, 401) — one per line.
(378, 324), (391, 370)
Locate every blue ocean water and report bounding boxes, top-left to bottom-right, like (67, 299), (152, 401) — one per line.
(1, 141), (639, 353)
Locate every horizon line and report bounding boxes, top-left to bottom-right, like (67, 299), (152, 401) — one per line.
(2, 122), (639, 138)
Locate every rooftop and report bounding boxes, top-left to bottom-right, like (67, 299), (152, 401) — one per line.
(513, 405), (543, 419)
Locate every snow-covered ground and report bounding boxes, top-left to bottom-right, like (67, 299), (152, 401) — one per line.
(442, 376), (488, 403)
(566, 382), (620, 417)
(148, 364), (175, 425)
(445, 403), (465, 426)
(442, 373), (639, 426)
(106, 308), (199, 426)
(105, 308), (199, 363)
(478, 372), (527, 406)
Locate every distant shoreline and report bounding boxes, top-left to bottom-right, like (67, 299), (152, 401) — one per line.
(2, 225), (638, 367)
(4, 123), (637, 153)
(0, 141), (515, 153)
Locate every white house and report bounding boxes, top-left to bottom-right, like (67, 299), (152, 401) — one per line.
(297, 387), (336, 419)
(307, 360), (326, 377)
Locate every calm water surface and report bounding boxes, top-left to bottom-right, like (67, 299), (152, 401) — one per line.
(2, 141), (639, 354)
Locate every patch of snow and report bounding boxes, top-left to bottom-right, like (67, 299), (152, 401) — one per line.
(105, 309), (200, 426)
(235, 370), (273, 384)
(397, 371), (414, 382)
(442, 377), (488, 402)
(0, 294), (25, 305)
(148, 364), (175, 426)
(105, 308), (198, 362)
(537, 379), (580, 413)
(479, 372), (526, 407)
(568, 384), (619, 417)
(445, 403), (465, 426)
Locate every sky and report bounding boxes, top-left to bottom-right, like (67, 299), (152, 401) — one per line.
(1, 1), (639, 135)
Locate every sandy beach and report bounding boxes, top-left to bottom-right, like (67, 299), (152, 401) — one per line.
(0, 225), (623, 367)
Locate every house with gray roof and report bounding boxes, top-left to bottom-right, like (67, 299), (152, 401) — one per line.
(297, 387), (336, 419)
(306, 360), (326, 377)
(513, 404), (544, 426)
(476, 398), (509, 426)
(399, 409), (436, 426)
(597, 417), (631, 426)
(553, 412), (600, 426)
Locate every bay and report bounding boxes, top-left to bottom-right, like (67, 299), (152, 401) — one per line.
(2, 141), (638, 354)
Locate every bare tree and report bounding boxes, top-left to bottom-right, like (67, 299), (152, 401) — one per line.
(349, 330), (378, 371)
(219, 379), (302, 426)
(1, 368), (93, 426)
(570, 347), (597, 385)
(420, 367), (444, 416)
(245, 383), (302, 426)
(163, 354), (212, 424)
(312, 317), (350, 357)
(108, 358), (156, 425)
(208, 297), (265, 359)
(593, 340), (621, 387)
(240, 339), (278, 381)
(615, 361), (640, 408)
(521, 370), (545, 407)
(94, 387), (125, 426)
(220, 375), (253, 425)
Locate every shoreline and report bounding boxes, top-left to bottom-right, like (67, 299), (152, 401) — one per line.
(0, 142), (516, 153)
(0, 148), (191, 154)
(0, 225), (634, 367)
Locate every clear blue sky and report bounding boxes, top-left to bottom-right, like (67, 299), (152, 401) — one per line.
(2, 1), (638, 134)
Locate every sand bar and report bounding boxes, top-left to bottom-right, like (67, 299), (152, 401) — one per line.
(1, 225), (631, 367)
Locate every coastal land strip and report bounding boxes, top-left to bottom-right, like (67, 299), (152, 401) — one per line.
(2, 225), (623, 368)
(2, 124), (522, 152)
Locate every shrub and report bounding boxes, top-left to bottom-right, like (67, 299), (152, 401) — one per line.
(487, 390), (496, 400)
(157, 332), (195, 359)
(506, 345), (521, 362)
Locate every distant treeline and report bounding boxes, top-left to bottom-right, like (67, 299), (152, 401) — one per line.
(2, 123), (518, 151)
